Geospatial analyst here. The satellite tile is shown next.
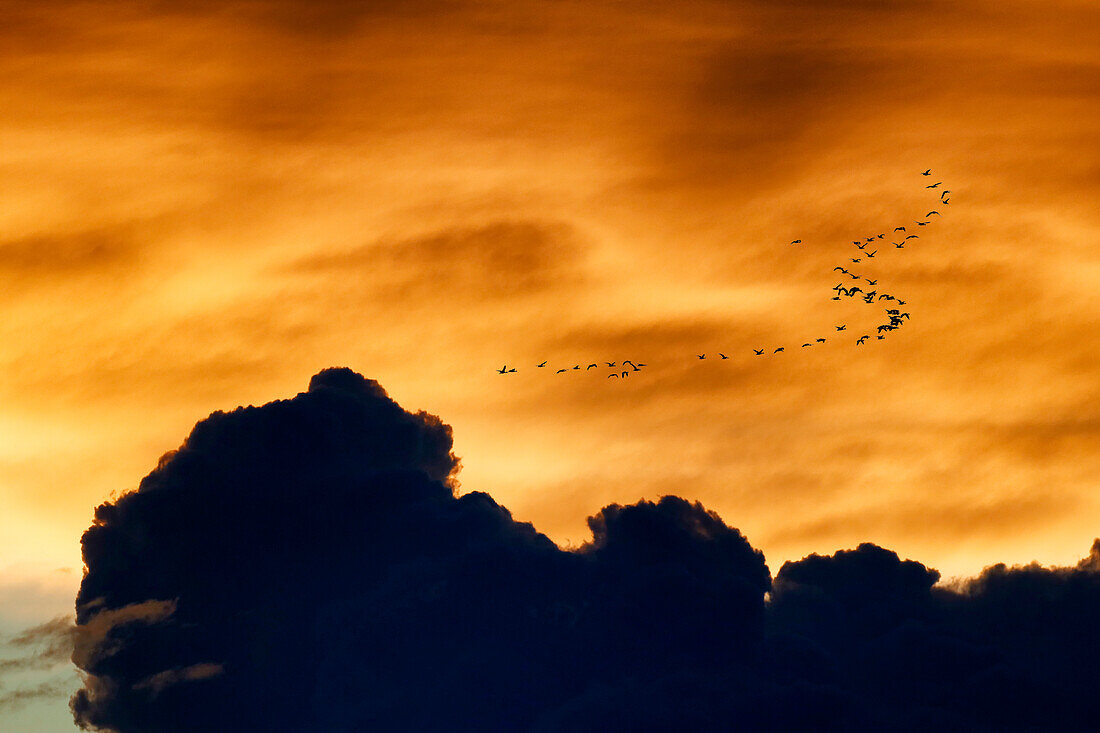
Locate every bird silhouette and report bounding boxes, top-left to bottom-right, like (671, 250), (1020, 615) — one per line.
(816, 338), (826, 343)
(633, 363), (645, 370)
(774, 347), (784, 353)
(696, 354), (706, 360)
(897, 300), (907, 305)
(608, 373), (618, 378)
(916, 221), (929, 226)
(866, 278), (877, 285)
(537, 361), (547, 368)
(497, 365), (509, 374)
(905, 234), (919, 240)
(927, 211), (940, 217)
(894, 226), (906, 232)
(834, 266), (849, 273)
(622, 371), (629, 378)
(926, 182), (942, 188)
(851, 258), (861, 263)
(587, 363), (597, 370)
(857, 335), (869, 345)
(879, 294), (895, 301)
(894, 242), (905, 248)
(836, 324), (846, 331)
(942, 198), (950, 204)
(866, 250), (877, 258)
(719, 353), (729, 359)
(877, 335), (886, 340)
(802, 343), (811, 347)
(754, 349), (764, 355)
(856, 242), (869, 250)
(790, 239), (802, 244)
(865, 237), (875, 243)
(940, 190), (951, 197)
(572, 365), (580, 370)
(508, 368), (517, 373)
(921, 169), (932, 175)
(605, 361), (616, 367)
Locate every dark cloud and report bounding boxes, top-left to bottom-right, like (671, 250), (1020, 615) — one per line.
(71, 370), (1100, 731)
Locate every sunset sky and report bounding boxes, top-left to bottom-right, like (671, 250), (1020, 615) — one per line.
(0, 1), (1098, 727)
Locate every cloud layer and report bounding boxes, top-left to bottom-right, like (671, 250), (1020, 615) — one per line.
(70, 370), (1100, 731)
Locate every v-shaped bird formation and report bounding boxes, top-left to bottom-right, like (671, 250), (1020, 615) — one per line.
(498, 170), (949, 378)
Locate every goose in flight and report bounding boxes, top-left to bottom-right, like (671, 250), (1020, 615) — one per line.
(905, 234), (919, 240)
(894, 242), (905, 248)
(922, 169), (932, 176)
(697, 354), (706, 360)
(774, 347), (785, 353)
(802, 343), (812, 347)
(572, 365), (580, 370)
(926, 182), (942, 188)
(508, 368), (517, 373)
(719, 353), (729, 359)
(916, 221), (929, 226)
(790, 239), (802, 244)
(894, 226), (906, 232)
(940, 190), (951, 197)
(537, 361), (547, 367)
(926, 211), (940, 217)
(608, 373), (618, 378)
(857, 335), (869, 345)
(877, 233), (885, 239)
(754, 349), (764, 355)
(865, 278), (877, 285)
(942, 198), (950, 205)
(497, 365), (509, 374)
(605, 361), (616, 367)
(897, 300), (907, 305)
(556, 368), (567, 373)
(856, 242), (869, 250)
(879, 294), (895, 301)
(816, 338), (826, 343)
(851, 258), (861, 263)
(834, 266), (850, 273)
(865, 250), (876, 258)
(587, 363), (598, 370)
(836, 324), (847, 331)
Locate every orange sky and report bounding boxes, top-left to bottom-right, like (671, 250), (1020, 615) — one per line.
(1, 0), (1098, 625)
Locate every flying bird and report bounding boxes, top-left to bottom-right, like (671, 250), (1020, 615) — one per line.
(894, 226), (906, 232)
(851, 258), (861, 263)
(791, 239), (802, 244)
(497, 365), (509, 374)
(774, 347), (784, 353)
(836, 324), (847, 331)
(556, 369), (567, 373)
(697, 354), (706, 360)
(622, 371), (629, 378)
(754, 349), (764, 355)
(572, 365), (580, 370)
(719, 353), (729, 359)
(876, 233), (885, 239)
(865, 279), (877, 285)
(895, 242), (905, 248)
(866, 250), (876, 258)
(897, 300), (907, 305)
(916, 221), (929, 226)
(927, 211), (940, 216)
(816, 338), (826, 343)
(834, 266), (849, 273)
(926, 182), (942, 188)
(865, 237), (875, 243)
(857, 335), (869, 345)
(941, 190), (951, 197)
(921, 169), (932, 175)
(942, 198), (950, 204)
(608, 373), (618, 378)
(802, 343), (812, 348)
(537, 361), (547, 367)
(856, 242), (869, 250)
(905, 234), (919, 240)
(508, 368), (517, 373)
(879, 294), (895, 301)
(587, 363), (597, 370)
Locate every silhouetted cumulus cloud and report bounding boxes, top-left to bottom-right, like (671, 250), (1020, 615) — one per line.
(71, 369), (1100, 731)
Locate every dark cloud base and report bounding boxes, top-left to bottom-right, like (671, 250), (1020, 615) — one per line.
(71, 369), (1100, 732)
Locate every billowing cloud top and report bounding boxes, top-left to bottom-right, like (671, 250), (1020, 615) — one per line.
(71, 370), (1100, 732)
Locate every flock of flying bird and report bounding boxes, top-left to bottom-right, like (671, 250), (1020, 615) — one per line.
(497, 171), (949, 378)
